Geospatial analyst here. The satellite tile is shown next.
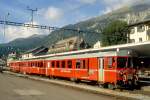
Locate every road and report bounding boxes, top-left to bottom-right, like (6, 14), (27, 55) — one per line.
(0, 73), (126, 100)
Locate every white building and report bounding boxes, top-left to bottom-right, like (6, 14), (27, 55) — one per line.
(129, 20), (150, 43)
(21, 53), (33, 59)
(93, 41), (102, 48)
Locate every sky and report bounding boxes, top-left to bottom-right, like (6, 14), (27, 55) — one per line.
(0, 0), (148, 43)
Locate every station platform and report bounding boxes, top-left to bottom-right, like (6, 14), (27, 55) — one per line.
(3, 71), (150, 100)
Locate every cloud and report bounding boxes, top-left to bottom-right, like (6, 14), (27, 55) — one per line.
(100, 8), (112, 14)
(100, 0), (146, 14)
(78, 0), (97, 4)
(43, 6), (63, 21)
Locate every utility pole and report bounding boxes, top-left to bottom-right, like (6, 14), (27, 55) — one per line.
(77, 28), (80, 50)
(3, 13), (10, 43)
(27, 6), (37, 25)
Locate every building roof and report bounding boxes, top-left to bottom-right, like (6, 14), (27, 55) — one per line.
(23, 46), (48, 55)
(55, 36), (80, 45)
(34, 47), (48, 56)
(128, 19), (150, 27)
(48, 36), (85, 53)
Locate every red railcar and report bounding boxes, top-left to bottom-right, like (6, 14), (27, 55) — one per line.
(8, 49), (139, 89)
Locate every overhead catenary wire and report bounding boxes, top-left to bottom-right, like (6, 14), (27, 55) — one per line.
(0, 20), (129, 40)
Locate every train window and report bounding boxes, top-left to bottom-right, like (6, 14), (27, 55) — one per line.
(117, 57), (127, 68)
(38, 62), (41, 67)
(108, 58), (112, 68)
(36, 62), (38, 67)
(61, 61), (66, 68)
(22, 63), (24, 67)
(33, 62), (35, 67)
(38, 61), (43, 67)
(82, 60), (86, 69)
(31, 62), (33, 67)
(112, 58), (116, 67)
(29, 62), (31, 67)
(67, 60), (72, 68)
(56, 61), (60, 68)
(41, 62), (43, 67)
(37, 62), (39, 67)
(35, 62), (37, 67)
(51, 61), (55, 68)
(76, 60), (81, 68)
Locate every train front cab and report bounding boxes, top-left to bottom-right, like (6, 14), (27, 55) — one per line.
(116, 57), (139, 89)
(98, 51), (139, 89)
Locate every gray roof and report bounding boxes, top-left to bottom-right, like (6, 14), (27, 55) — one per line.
(128, 19), (150, 27)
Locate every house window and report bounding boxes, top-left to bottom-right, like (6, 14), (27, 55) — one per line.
(130, 28), (135, 34)
(130, 39), (135, 43)
(139, 38), (142, 42)
(137, 25), (145, 32)
(148, 35), (150, 40)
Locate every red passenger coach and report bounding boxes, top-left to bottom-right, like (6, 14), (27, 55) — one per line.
(8, 49), (139, 89)
(9, 60), (46, 75)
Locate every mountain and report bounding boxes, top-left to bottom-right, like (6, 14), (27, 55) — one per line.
(0, 2), (150, 57)
(43, 3), (150, 47)
(7, 34), (46, 48)
(0, 34), (47, 57)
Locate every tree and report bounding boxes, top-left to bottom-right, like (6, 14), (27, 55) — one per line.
(101, 20), (128, 46)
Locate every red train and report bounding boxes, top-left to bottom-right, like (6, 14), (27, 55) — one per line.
(8, 49), (139, 89)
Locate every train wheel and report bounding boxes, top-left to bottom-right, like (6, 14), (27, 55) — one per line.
(127, 80), (134, 90)
(108, 83), (115, 90)
(102, 83), (108, 88)
(75, 79), (80, 83)
(135, 81), (141, 90)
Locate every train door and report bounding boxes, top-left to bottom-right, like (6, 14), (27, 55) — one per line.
(104, 57), (117, 83)
(46, 61), (51, 76)
(98, 58), (104, 82)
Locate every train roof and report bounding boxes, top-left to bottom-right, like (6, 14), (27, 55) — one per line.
(8, 41), (150, 62)
(20, 50), (132, 61)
